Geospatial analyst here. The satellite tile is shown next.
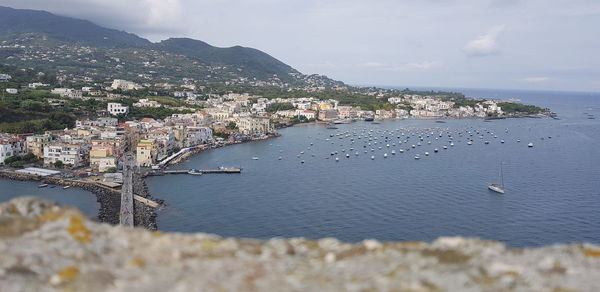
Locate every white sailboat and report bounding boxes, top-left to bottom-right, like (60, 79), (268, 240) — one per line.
(488, 162), (505, 194)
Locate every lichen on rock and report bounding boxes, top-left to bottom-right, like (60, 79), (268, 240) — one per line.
(1, 197), (599, 292)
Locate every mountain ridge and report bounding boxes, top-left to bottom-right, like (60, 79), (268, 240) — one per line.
(0, 6), (312, 84)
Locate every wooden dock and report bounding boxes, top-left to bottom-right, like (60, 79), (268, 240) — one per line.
(162, 168), (242, 175)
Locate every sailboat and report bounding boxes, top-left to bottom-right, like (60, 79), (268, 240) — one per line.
(488, 162), (505, 194)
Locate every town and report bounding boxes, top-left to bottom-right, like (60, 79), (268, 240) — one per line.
(0, 69), (540, 178)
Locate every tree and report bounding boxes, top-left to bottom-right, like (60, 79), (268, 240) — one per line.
(22, 152), (36, 162)
(106, 167), (117, 173)
(225, 121), (238, 130)
(8, 161), (24, 168)
(54, 161), (64, 168)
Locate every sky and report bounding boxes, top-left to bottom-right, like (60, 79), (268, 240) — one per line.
(2, 0), (600, 92)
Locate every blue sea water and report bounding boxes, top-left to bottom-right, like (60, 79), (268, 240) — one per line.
(0, 180), (99, 217)
(146, 88), (600, 247)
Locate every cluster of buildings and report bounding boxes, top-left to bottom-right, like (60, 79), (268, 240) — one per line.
(389, 95), (504, 118)
(0, 102), (279, 172)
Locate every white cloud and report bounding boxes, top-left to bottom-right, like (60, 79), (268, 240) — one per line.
(522, 77), (551, 83)
(360, 61), (437, 71)
(463, 25), (505, 57)
(406, 61), (435, 70)
(1, 0), (184, 38)
(361, 62), (386, 68)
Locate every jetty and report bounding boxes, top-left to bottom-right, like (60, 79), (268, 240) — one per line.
(119, 153), (135, 227)
(161, 168), (242, 175)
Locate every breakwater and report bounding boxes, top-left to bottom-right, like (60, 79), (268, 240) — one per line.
(0, 170), (159, 229)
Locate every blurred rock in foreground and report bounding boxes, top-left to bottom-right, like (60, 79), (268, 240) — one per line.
(1, 197), (600, 292)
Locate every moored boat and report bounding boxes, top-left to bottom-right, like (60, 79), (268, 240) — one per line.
(188, 169), (203, 175)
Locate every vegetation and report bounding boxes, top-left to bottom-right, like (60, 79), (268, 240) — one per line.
(53, 161), (63, 168)
(497, 102), (545, 115)
(225, 121), (238, 130)
(213, 131), (230, 139)
(4, 152), (41, 168)
(267, 102), (295, 112)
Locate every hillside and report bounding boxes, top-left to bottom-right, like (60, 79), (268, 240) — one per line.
(0, 6), (311, 84)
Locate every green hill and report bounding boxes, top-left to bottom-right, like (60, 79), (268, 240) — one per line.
(0, 6), (303, 83)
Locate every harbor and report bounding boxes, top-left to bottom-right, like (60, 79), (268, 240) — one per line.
(159, 168), (242, 175)
(145, 89), (600, 247)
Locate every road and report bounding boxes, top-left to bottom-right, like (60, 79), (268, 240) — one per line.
(119, 153), (135, 227)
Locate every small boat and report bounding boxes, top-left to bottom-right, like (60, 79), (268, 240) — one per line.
(414, 155), (420, 160)
(38, 184), (48, 188)
(424, 152), (429, 156)
(484, 141), (490, 144)
(384, 153), (388, 158)
(62, 185), (71, 190)
(434, 148), (438, 153)
(391, 150), (396, 155)
(346, 153), (350, 158)
(335, 157), (339, 162)
(500, 140), (505, 143)
(488, 184), (505, 194)
(188, 169), (203, 175)
(528, 142), (534, 148)
(488, 162), (505, 194)
(443, 146), (448, 149)
(252, 157), (259, 160)
(278, 156), (282, 160)
(467, 141), (473, 145)
(371, 155), (375, 160)
(301, 160), (305, 164)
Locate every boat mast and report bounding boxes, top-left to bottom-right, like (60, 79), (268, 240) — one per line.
(500, 162), (504, 188)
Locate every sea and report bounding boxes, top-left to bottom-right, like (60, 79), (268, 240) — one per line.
(1, 88), (599, 247)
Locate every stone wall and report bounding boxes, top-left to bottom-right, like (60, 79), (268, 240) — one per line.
(1, 197), (599, 292)
(0, 171), (159, 228)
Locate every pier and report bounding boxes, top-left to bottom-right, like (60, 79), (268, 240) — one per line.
(160, 168), (242, 175)
(119, 153), (135, 227)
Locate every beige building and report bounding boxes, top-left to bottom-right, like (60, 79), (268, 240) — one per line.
(26, 135), (52, 158)
(236, 117), (274, 135)
(136, 139), (157, 167)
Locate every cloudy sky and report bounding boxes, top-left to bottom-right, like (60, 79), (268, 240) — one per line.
(3, 0), (600, 92)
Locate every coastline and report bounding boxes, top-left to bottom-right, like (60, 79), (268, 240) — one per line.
(0, 112), (551, 229)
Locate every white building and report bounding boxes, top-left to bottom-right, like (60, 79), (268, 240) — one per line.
(133, 99), (161, 108)
(5, 88), (17, 94)
(0, 143), (14, 164)
(107, 103), (129, 116)
(28, 82), (50, 89)
(184, 127), (213, 146)
(75, 117), (119, 128)
(50, 88), (83, 99)
(111, 79), (143, 90)
(43, 144), (86, 167)
(0, 74), (11, 81)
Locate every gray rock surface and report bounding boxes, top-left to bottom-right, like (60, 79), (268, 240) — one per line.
(1, 197), (600, 292)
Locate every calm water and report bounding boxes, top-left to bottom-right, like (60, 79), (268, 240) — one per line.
(147, 89), (600, 247)
(0, 179), (99, 217)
